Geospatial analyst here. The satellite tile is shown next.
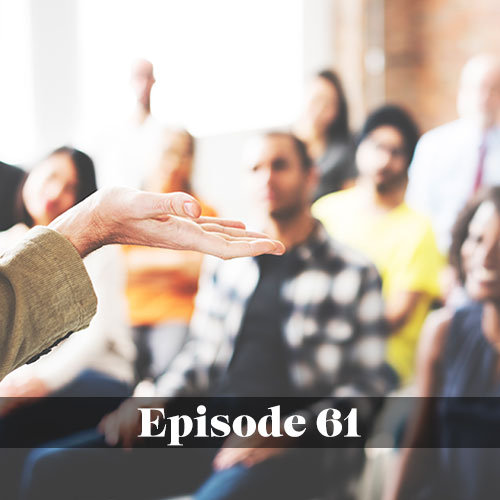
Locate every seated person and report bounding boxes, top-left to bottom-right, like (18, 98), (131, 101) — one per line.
(0, 160), (26, 230)
(313, 105), (444, 384)
(295, 69), (356, 200)
(123, 128), (216, 380)
(387, 186), (500, 500)
(406, 54), (500, 254)
(19, 133), (396, 500)
(0, 147), (135, 496)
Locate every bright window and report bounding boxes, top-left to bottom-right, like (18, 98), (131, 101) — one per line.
(0, 0), (35, 163)
(77, 0), (304, 137)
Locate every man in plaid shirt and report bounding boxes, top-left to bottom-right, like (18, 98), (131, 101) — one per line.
(23, 132), (396, 500)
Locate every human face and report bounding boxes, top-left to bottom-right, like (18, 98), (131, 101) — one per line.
(462, 201), (500, 303)
(356, 126), (408, 193)
(458, 59), (500, 128)
(246, 136), (314, 221)
(130, 59), (155, 107)
(304, 77), (339, 135)
(22, 153), (79, 226)
(149, 131), (193, 193)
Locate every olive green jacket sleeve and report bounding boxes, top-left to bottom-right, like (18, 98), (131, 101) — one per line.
(0, 227), (97, 380)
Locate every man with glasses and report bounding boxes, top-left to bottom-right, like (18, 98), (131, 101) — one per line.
(314, 105), (443, 385)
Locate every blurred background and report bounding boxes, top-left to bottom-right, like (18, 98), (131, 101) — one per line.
(1, 0), (500, 218)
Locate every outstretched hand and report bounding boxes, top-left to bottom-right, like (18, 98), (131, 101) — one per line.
(50, 187), (285, 259)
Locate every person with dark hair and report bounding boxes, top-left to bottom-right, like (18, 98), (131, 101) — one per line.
(386, 186), (500, 500)
(18, 132), (395, 500)
(0, 147), (135, 497)
(0, 186), (284, 380)
(0, 160), (26, 231)
(0, 142), (284, 496)
(8, 146), (98, 229)
(93, 58), (164, 189)
(0, 146), (130, 396)
(295, 69), (356, 200)
(314, 105), (444, 384)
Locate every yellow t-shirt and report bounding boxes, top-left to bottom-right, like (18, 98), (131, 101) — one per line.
(313, 187), (444, 383)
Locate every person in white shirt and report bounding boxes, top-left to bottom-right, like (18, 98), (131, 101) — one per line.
(406, 53), (500, 254)
(0, 148), (136, 416)
(94, 58), (164, 189)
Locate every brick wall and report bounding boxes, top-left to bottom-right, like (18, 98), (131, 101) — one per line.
(385, 0), (500, 132)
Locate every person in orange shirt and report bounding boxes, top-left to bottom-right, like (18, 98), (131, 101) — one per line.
(123, 128), (216, 380)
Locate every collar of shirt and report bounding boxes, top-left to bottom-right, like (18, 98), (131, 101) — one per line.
(289, 220), (331, 265)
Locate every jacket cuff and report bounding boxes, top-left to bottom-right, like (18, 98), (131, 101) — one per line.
(0, 226), (97, 373)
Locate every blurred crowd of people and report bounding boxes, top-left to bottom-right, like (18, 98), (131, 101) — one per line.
(1, 52), (500, 499)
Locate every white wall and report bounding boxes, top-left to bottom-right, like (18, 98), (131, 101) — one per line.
(0, 0), (337, 225)
(193, 0), (338, 221)
(30, 0), (79, 153)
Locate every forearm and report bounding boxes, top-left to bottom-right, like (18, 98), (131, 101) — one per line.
(385, 291), (424, 333)
(0, 227), (97, 380)
(0, 187), (283, 381)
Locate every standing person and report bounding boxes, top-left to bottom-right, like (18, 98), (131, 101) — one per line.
(295, 69), (356, 200)
(313, 106), (444, 384)
(130, 58), (156, 127)
(0, 160), (26, 231)
(387, 187), (500, 500)
(94, 58), (164, 189)
(124, 129), (217, 380)
(19, 132), (395, 500)
(407, 54), (500, 254)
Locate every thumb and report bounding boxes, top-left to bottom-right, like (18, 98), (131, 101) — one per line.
(143, 191), (202, 219)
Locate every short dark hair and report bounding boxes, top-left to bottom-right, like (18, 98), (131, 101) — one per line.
(357, 104), (420, 167)
(450, 186), (500, 284)
(50, 146), (98, 203)
(316, 69), (350, 141)
(264, 132), (313, 171)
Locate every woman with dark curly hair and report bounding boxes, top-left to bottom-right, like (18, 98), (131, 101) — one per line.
(386, 186), (500, 500)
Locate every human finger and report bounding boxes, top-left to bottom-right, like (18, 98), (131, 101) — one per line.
(201, 232), (261, 244)
(194, 233), (282, 259)
(121, 421), (138, 449)
(195, 216), (246, 229)
(100, 412), (120, 446)
(118, 402), (142, 449)
(213, 447), (251, 470)
(216, 237), (286, 259)
(243, 448), (282, 467)
(139, 191), (202, 220)
(206, 234), (286, 257)
(199, 224), (271, 239)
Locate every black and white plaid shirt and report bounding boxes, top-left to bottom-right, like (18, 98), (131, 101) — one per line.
(156, 221), (396, 400)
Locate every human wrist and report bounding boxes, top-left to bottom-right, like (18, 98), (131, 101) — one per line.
(49, 193), (106, 258)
